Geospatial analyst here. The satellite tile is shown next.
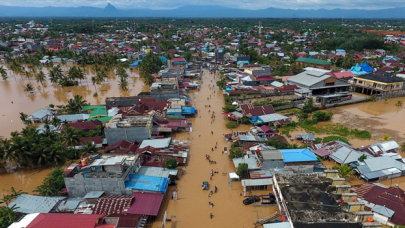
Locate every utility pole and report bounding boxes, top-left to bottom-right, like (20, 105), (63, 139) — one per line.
(258, 21), (262, 56)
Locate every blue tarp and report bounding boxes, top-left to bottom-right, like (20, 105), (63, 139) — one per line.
(130, 59), (142, 66)
(279, 148), (318, 163)
(125, 174), (169, 193)
(308, 56), (313, 59)
(160, 56), (167, 63)
(237, 60), (249, 65)
(181, 106), (195, 115)
(360, 62), (374, 72)
(349, 64), (368, 75)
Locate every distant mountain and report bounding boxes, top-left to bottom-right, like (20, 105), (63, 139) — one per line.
(0, 4), (405, 18)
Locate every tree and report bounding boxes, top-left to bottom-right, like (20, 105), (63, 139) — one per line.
(226, 121), (238, 129)
(302, 98), (314, 113)
(222, 104), (236, 113)
(80, 140), (98, 157)
(312, 111), (333, 122)
(0, 204), (18, 227)
(381, 134), (390, 142)
(183, 52), (192, 62)
(236, 163), (248, 177)
(165, 158), (178, 169)
(396, 101), (403, 106)
(358, 154), (367, 161)
(33, 167), (65, 196)
(297, 112), (309, 121)
(35, 70), (46, 86)
(62, 127), (80, 156)
(229, 148), (244, 158)
(337, 164), (354, 178)
(23, 84), (34, 93)
(0, 66), (7, 81)
(19, 112), (28, 123)
(384, 98), (388, 103)
(118, 77), (128, 91)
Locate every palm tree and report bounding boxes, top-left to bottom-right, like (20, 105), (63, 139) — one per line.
(396, 101), (403, 106)
(381, 134), (390, 141)
(337, 164), (354, 179)
(48, 69), (59, 84)
(62, 127), (80, 147)
(80, 140), (98, 157)
(35, 71), (46, 86)
(23, 84), (34, 93)
(19, 112), (28, 123)
(0, 66), (8, 80)
(38, 143), (66, 166)
(119, 77), (128, 91)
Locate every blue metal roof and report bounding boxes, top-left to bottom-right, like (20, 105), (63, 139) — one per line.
(181, 106), (195, 115)
(279, 148), (318, 163)
(125, 174), (169, 193)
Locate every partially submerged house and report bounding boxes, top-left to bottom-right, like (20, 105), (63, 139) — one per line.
(27, 108), (54, 123)
(352, 72), (404, 96)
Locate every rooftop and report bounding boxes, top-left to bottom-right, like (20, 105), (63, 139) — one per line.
(8, 195), (65, 214)
(136, 166), (178, 178)
(279, 148), (318, 163)
(125, 174), (169, 193)
(25, 213), (104, 228)
(90, 157), (126, 167)
(107, 115), (152, 128)
(126, 192), (165, 216)
(139, 137), (172, 149)
(92, 195), (134, 215)
(355, 71), (404, 83)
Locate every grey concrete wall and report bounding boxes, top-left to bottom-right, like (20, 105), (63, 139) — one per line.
(262, 160), (284, 169)
(105, 127), (151, 145)
(150, 90), (179, 101)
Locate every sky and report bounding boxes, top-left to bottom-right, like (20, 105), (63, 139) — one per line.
(0, 0), (405, 10)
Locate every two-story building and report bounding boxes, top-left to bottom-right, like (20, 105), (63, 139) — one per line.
(352, 72), (404, 96)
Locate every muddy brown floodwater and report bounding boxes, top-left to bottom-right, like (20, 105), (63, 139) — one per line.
(0, 64), (148, 138)
(0, 64), (147, 196)
(148, 70), (278, 228)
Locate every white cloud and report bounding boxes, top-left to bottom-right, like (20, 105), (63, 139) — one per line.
(0, 0), (404, 10)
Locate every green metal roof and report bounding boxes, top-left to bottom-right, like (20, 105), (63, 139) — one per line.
(296, 57), (331, 65)
(87, 116), (112, 122)
(90, 109), (107, 117)
(82, 105), (106, 111)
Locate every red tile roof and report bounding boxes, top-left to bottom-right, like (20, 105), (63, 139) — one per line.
(104, 140), (139, 154)
(171, 58), (186, 62)
(256, 76), (276, 81)
(126, 192), (164, 216)
(27, 213), (104, 228)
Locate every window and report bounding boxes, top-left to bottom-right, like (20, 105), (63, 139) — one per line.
(376, 84), (382, 88)
(325, 82), (335, 86)
(358, 80), (363, 84)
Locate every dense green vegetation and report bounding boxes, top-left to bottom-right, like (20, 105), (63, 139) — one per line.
(165, 158), (178, 169)
(34, 167), (65, 196)
(0, 188), (26, 228)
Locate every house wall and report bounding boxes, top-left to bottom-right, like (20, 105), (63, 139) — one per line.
(310, 77), (349, 89)
(284, 161), (315, 166)
(372, 212), (389, 225)
(64, 170), (133, 197)
(262, 159), (284, 169)
(106, 98), (141, 107)
(150, 89), (179, 101)
(105, 127), (151, 145)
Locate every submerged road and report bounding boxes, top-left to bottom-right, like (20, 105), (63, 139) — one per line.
(149, 69), (277, 228)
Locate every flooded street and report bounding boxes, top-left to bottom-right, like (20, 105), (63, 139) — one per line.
(0, 64), (148, 138)
(149, 70), (278, 228)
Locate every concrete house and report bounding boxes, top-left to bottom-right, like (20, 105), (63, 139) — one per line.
(352, 72), (404, 96)
(105, 115), (152, 145)
(286, 68), (350, 96)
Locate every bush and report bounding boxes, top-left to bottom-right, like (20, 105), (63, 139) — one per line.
(302, 98), (314, 113)
(313, 111), (333, 122)
(236, 163), (248, 177)
(165, 158), (178, 169)
(226, 121), (239, 129)
(33, 167), (65, 196)
(314, 137), (322, 144)
(253, 100), (271, 106)
(229, 148), (244, 158)
(222, 104), (236, 113)
(323, 136), (350, 144)
(241, 116), (250, 124)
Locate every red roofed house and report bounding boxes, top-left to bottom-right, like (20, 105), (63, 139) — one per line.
(69, 120), (103, 131)
(22, 213), (108, 228)
(104, 140), (139, 154)
(352, 183), (405, 226)
(240, 104), (275, 117)
(275, 84), (300, 93)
